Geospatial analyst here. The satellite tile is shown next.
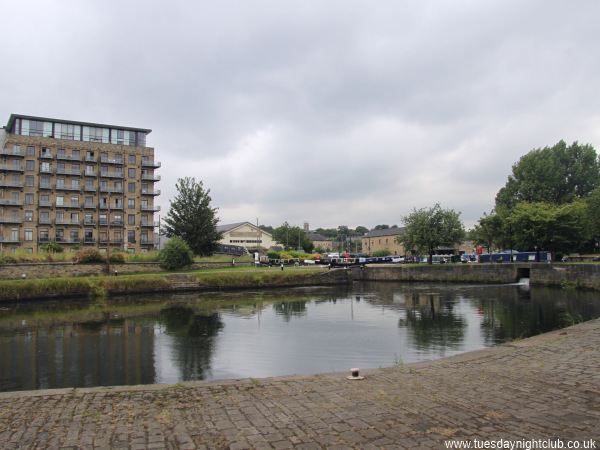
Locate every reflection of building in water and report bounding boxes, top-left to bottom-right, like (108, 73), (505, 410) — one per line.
(0, 319), (156, 392)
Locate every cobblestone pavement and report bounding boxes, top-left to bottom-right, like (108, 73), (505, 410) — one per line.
(1, 320), (600, 449)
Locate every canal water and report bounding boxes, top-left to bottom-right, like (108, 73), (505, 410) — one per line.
(1, 281), (599, 392)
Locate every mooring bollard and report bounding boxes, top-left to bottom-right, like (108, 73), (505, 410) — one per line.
(347, 367), (364, 380)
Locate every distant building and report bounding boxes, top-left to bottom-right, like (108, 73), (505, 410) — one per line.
(308, 232), (334, 251)
(361, 227), (406, 256)
(217, 222), (276, 251)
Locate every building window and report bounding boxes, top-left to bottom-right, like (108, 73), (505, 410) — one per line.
(70, 196), (79, 207)
(25, 160), (34, 171)
(85, 213), (93, 224)
(26, 146), (35, 156)
(128, 168), (136, 178)
(25, 193), (33, 205)
(56, 211), (64, 222)
(85, 229), (93, 241)
(86, 165), (95, 175)
(39, 229), (49, 242)
(40, 211), (49, 223)
(25, 211), (33, 222)
(128, 230), (135, 243)
(128, 182), (136, 193)
(56, 196), (64, 206)
(99, 214), (107, 225)
(56, 178), (65, 189)
(25, 175), (34, 187)
(72, 179), (80, 189)
(128, 198), (135, 209)
(72, 149), (80, 159)
(128, 214), (135, 225)
(85, 179), (94, 190)
(11, 228), (19, 241)
(25, 229), (33, 241)
(57, 148), (65, 158)
(128, 154), (136, 164)
(41, 175), (51, 188)
(41, 161), (51, 173)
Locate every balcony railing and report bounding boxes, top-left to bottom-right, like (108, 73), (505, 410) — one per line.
(99, 204), (124, 210)
(38, 218), (52, 224)
(56, 203), (81, 208)
(140, 222), (155, 227)
(84, 171), (97, 177)
(39, 201), (52, 207)
(55, 219), (82, 225)
(0, 199), (22, 206)
(56, 168), (82, 176)
(99, 219), (108, 225)
(84, 220), (96, 226)
(56, 237), (81, 244)
(99, 172), (124, 179)
(0, 181), (23, 188)
(140, 240), (154, 246)
(110, 220), (124, 226)
(84, 185), (96, 192)
(100, 157), (124, 165)
(0, 148), (24, 157)
(0, 164), (24, 172)
(83, 238), (96, 244)
(0, 237), (21, 243)
(55, 185), (82, 191)
(56, 154), (81, 161)
(85, 156), (97, 163)
(141, 174), (160, 181)
(141, 205), (160, 212)
(84, 203), (96, 209)
(39, 183), (52, 189)
(99, 187), (124, 194)
(40, 167), (52, 173)
(40, 153), (53, 159)
(141, 160), (161, 168)
(141, 189), (161, 196)
(0, 217), (22, 224)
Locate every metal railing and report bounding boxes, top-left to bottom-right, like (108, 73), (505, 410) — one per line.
(0, 148), (24, 157)
(0, 217), (22, 224)
(56, 168), (82, 176)
(141, 205), (160, 212)
(0, 164), (24, 171)
(0, 199), (22, 206)
(141, 160), (161, 168)
(56, 154), (81, 161)
(141, 189), (161, 196)
(141, 174), (160, 181)
(100, 157), (124, 165)
(0, 181), (24, 188)
(99, 172), (123, 178)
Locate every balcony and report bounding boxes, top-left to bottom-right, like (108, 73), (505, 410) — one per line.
(84, 171), (97, 177)
(83, 238), (96, 244)
(99, 219), (108, 225)
(141, 205), (160, 212)
(40, 167), (52, 174)
(56, 237), (81, 244)
(141, 174), (160, 182)
(99, 187), (124, 194)
(84, 220), (97, 226)
(110, 220), (124, 226)
(84, 203), (96, 209)
(39, 183), (52, 190)
(38, 218), (52, 224)
(140, 240), (155, 246)
(84, 186), (96, 192)
(100, 157), (124, 165)
(55, 219), (82, 225)
(141, 189), (160, 196)
(56, 203), (81, 209)
(99, 172), (124, 179)
(40, 153), (53, 159)
(56, 168), (82, 176)
(39, 201), (52, 207)
(99, 204), (123, 210)
(56, 154), (81, 162)
(0, 164), (24, 172)
(0, 217), (22, 224)
(141, 160), (161, 168)
(99, 238), (124, 245)
(55, 185), (82, 192)
(0, 148), (24, 157)
(0, 199), (22, 206)
(85, 156), (97, 163)
(0, 237), (21, 243)
(0, 181), (23, 188)
(140, 222), (155, 227)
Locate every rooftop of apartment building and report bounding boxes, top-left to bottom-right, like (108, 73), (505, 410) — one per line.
(4, 114), (152, 147)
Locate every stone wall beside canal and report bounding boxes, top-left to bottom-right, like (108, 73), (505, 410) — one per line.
(352, 263), (600, 290)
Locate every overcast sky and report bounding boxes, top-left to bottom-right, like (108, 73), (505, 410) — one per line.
(1, 0), (599, 230)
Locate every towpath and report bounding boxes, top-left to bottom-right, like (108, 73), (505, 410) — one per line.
(1, 319), (599, 449)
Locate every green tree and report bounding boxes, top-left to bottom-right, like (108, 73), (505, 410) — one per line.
(159, 236), (194, 270)
(496, 140), (600, 210)
(585, 187), (600, 248)
(163, 177), (221, 256)
(354, 226), (369, 235)
(509, 201), (589, 255)
(470, 212), (506, 253)
(374, 224), (390, 230)
(397, 204), (465, 264)
(272, 222), (313, 252)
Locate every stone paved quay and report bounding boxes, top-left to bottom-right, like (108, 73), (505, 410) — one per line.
(1, 320), (600, 450)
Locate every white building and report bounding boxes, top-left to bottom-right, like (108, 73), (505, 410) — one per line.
(217, 222), (277, 250)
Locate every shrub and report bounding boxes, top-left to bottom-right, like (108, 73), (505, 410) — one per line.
(108, 252), (126, 263)
(266, 251), (280, 259)
(76, 248), (105, 263)
(373, 249), (392, 257)
(40, 242), (64, 253)
(158, 237), (194, 270)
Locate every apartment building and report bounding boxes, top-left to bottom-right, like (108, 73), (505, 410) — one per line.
(0, 114), (160, 253)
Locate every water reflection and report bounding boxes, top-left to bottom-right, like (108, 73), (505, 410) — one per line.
(1, 282), (599, 392)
